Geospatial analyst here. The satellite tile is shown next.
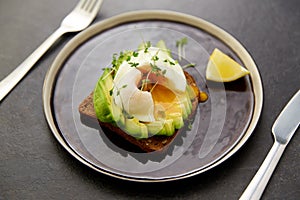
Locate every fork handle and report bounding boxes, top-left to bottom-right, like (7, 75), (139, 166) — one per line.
(0, 27), (65, 101)
(239, 141), (286, 200)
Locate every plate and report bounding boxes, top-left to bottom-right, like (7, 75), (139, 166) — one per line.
(43, 10), (263, 182)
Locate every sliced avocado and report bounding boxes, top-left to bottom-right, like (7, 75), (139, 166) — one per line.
(156, 119), (174, 136)
(167, 112), (184, 129)
(124, 118), (148, 139)
(93, 91), (112, 123)
(93, 68), (125, 123)
(93, 69), (114, 122)
(163, 119), (175, 136)
(94, 68), (130, 124)
(146, 121), (164, 136)
(111, 101), (124, 124)
(179, 93), (192, 120)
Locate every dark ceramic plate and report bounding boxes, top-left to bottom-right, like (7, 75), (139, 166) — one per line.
(43, 10), (263, 182)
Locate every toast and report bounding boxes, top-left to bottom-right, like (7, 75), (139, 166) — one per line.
(79, 71), (202, 152)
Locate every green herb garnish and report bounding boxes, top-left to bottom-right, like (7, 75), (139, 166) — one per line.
(128, 62), (139, 68)
(182, 63), (196, 69)
(152, 55), (159, 61)
(144, 41), (151, 53)
(109, 88), (113, 96)
(133, 51), (139, 57)
(176, 37), (188, 61)
(150, 63), (162, 74)
(163, 59), (176, 66)
(111, 51), (132, 72)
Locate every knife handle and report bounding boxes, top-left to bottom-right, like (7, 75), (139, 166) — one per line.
(239, 141), (286, 200)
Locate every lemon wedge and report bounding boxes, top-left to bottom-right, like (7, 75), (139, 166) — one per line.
(206, 48), (250, 82)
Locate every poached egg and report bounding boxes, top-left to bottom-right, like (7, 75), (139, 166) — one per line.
(113, 47), (187, 122)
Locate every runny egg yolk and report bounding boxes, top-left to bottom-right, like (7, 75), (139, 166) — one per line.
(150, 84), (182, 120)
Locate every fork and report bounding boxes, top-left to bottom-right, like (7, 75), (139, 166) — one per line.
(0, 0), (103, 102)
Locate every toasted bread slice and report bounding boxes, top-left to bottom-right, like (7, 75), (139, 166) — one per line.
(79, 71), (201, 152)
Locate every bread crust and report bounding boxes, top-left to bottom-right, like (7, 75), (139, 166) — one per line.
(78, 71), (201, 152)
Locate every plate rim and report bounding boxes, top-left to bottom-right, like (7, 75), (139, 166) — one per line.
(43, 10), (263, 182)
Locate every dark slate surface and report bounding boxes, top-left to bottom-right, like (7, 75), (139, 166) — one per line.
(0, 0), (299, 199)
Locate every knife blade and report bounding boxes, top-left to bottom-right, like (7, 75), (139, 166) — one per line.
(240, 89), (300, 200)
(272, 90), (300, 144)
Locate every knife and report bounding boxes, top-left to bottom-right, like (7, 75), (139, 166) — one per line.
(240, 89), (300, 200)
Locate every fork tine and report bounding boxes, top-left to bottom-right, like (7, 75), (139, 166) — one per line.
(76, 0), (88, 9)
(87, 0), (97, 12)
(89, 0), (103, 14)
(83, 0), (93, 11)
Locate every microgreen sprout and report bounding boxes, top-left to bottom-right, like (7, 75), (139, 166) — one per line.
(140, 73), (151, 91)
(111, 51), (132, 71)
(150, 63), (162, 74)
(110, 84), (127, 97)
(111, 80), (132, 119)
(151, 55), (159, 61)
(182, 63), (196, 69)
(141, 79), (151, 84)
(111, 53), (118, 67)
(144, 41), (151, 53)
(163, 59), (175, 66)
(176, 37), (188, 61)
(150, 81), (159, 93)
(128, 62), (139, 68)
(133, 51), (139, 57)
(101, 68), (115, 81)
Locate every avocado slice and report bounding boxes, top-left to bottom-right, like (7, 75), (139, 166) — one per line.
(123, 118), (148, 139)
(93, 68), (123, 123)
(179, 92), (193, 120)
(162, 119), (175, 136)
(146, 121), (164, 136)
(167, 112), (184, 129)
